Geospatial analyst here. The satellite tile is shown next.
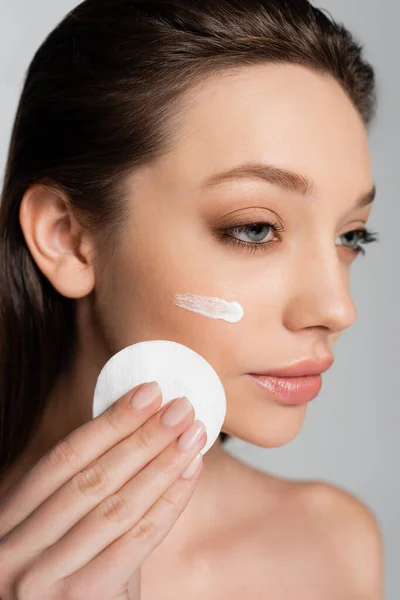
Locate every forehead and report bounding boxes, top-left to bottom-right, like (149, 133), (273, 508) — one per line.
(158, 63), (373, 196)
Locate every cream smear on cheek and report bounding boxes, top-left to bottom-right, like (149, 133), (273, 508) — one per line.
(174, 293), (244, 323)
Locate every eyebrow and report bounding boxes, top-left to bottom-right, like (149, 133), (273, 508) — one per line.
(202, 161), (376, 208)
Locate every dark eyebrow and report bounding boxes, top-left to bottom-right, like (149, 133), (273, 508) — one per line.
(202, 161), (376, 208)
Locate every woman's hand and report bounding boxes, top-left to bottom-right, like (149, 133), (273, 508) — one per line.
(0, 381), (207, 599)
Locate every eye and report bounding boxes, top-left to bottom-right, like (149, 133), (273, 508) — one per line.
(216, 220), (284, 256)
(217, 220), (379, 258)
(336, 228), (379, 256)
(227, 222), (278, 244)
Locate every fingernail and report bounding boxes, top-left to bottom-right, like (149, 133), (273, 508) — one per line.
(181, 453), (203, 479)
(178, 420), (206, 452)
(130, 381), (161, 411)
(160, 397), (193, 427)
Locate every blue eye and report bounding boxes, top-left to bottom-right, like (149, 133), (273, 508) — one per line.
(218, 221), (379, 257)
(229, 222), (275, 243)
(336, 229), (378, 255)
(217, 220), (283, 256)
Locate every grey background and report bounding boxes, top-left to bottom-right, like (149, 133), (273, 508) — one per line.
(0, 1), (398, 597)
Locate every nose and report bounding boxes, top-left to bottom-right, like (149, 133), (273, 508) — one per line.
(282, 246), (358, 335)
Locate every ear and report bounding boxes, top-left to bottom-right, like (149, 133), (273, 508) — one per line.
(19, 184), (96, 298)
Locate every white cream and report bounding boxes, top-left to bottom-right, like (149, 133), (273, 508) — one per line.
(174, 293), (244, 323)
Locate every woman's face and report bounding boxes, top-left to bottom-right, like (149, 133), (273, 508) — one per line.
(95, 63), (375, 447)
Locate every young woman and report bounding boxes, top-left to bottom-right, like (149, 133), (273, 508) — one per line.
(0, 1), (384, 598)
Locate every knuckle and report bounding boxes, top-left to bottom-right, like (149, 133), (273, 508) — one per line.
(104, 402), (122, 431)
(136, 424), (154, 452)
(0, 546), (11, 586)
(0, 518), (10, 543)
(72, 461), (109, 497)
(127, 514), (158, 541)
(0, 544), (5, 567)
(160, 490), (182, 512)
(54, 579), (81, 600)
(159, 452), (179, 477)
(100, 492), (129, 524)
(44, 437), (77, 469)
(14, 568), (41, 600)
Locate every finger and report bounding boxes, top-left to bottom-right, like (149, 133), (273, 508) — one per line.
(0, 382), (162, 537)
(25, 424), (206, 584)
(51, 461), (203, 600)
(4, 396), (196, 560)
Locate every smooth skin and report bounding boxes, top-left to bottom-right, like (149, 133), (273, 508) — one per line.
(0, 383), (207, 599)
(0, 63), (384, 598)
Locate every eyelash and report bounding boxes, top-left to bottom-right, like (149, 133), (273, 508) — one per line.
(218, 220), (379, 257)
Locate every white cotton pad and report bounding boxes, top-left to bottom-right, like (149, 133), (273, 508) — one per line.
(92, 340), (227, 455)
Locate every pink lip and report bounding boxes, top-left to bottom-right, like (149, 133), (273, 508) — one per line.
(247, 357), (334, 405)
(250, 357), (334, 378)
(249, 373), (322, 405)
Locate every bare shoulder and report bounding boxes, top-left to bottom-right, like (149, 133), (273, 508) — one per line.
(219, 458), (384, 598)
(291, 477), (384, 598)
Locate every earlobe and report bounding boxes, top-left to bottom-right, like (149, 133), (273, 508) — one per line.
(19, 184), (96, 299)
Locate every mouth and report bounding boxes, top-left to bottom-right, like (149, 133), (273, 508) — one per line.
(247, 357), (334, 405)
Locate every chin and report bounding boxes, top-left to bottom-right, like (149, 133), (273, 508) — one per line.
(223, 403), (308, 448)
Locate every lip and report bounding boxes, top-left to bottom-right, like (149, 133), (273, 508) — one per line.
(249, 357), (334, 378)
(247, 356), (334, 405)
(249, 373), (322, 405)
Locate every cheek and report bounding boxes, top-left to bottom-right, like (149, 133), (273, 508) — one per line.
(98, 231), (288, 370)
(98, 244), (220, 352)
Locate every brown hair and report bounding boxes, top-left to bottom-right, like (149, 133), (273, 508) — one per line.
(0, 0), (376, 476)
